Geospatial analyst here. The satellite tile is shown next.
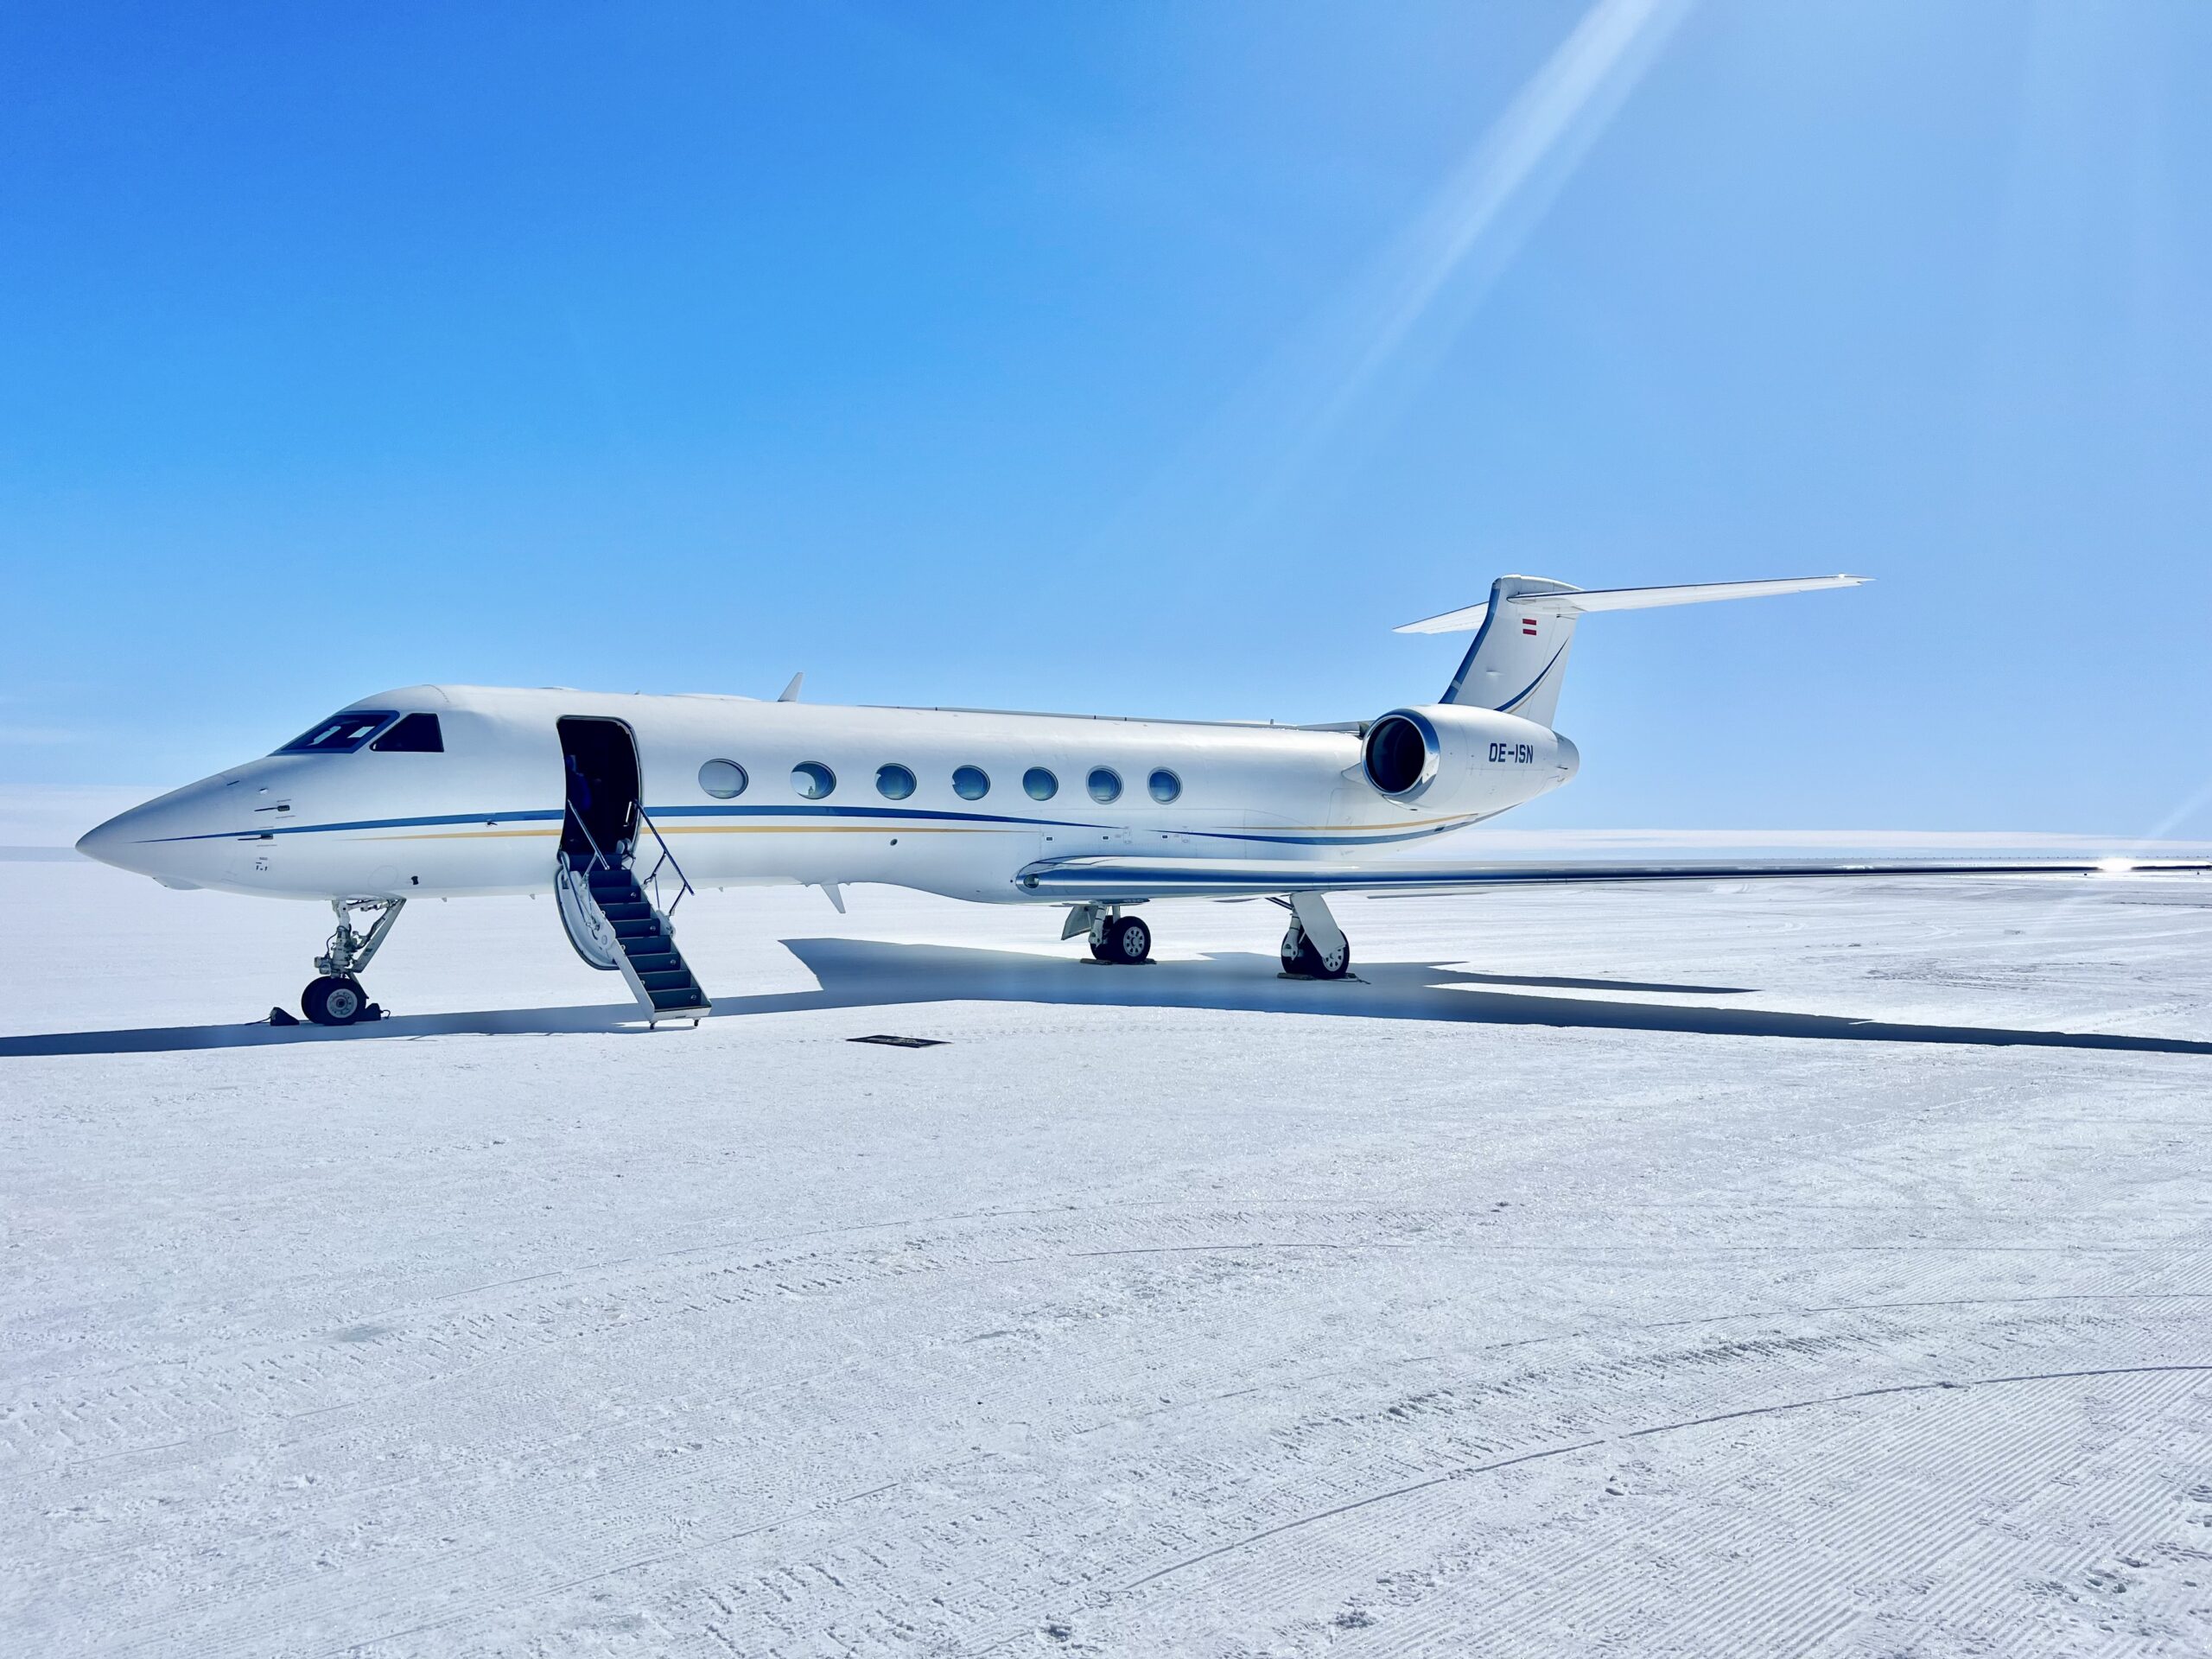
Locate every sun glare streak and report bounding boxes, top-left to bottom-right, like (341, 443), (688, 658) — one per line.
(1075, 0), (1694, 569)
(2010, 773), (2212, 947)
(1334, 0), (1690, 416)
(1233, 0), (1694, 529)
(2126, 774), (2212, 853)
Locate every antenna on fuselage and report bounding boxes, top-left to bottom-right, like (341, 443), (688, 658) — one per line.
(778, 672), (804, 702)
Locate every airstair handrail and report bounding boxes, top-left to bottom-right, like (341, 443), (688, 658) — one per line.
(561, 797), (694, 918)
(634, 805), (696, 917)
(565, 808), (618, 883)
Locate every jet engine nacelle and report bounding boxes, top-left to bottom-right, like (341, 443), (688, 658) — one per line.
(1360, 703), (1579, 813)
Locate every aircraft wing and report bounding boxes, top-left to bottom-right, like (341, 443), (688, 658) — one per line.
(1014, 854), (2212, 901)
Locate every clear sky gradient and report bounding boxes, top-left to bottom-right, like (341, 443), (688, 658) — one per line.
(3, 2), (2207, 836)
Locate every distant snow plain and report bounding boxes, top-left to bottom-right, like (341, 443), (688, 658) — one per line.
(5, 807), (2212, 1656)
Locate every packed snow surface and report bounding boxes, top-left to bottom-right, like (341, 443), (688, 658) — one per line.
(4, 857), (2212, 1656)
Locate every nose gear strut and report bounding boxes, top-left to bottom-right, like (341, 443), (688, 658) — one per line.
(301, 897), (405, 1025)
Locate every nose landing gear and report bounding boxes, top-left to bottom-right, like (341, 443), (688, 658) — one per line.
(301, 897), (406, 1025)
(302, 975), (368, 1025)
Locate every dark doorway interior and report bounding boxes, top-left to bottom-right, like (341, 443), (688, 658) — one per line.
(557, 717), (640, 862)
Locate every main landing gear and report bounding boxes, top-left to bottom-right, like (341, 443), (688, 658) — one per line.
(1065, 903), (1153, 964)
(1277, 892), (1352, 980)
(301, 897), (406, 1026)
(1093, 913), (1152, 964)
(1060, 895), (1356, 980)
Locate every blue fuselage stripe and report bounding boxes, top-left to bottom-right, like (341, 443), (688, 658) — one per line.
(144, 800), (1477, 850)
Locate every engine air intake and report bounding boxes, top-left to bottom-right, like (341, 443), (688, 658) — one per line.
(1363, 712), (1436, 798)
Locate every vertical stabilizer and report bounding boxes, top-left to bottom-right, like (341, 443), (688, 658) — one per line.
(1439, 575), (1582, 727)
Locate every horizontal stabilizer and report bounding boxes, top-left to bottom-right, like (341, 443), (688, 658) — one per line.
(1397, 575), (1867, 634)
(1017, 854), (2210, 903)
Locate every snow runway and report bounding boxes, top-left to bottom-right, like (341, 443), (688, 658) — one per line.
(5, 859), (2211, 1656)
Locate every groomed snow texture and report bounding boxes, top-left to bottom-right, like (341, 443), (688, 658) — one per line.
(4, 859), (2212, 1656)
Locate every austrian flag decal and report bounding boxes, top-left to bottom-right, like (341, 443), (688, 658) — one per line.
(1521, 616), (1539, 636)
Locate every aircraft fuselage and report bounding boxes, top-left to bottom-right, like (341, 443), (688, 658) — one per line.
(81, 683), (1578, 905)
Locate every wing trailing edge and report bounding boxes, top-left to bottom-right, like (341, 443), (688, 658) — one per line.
(1015, 855), (2211, 903)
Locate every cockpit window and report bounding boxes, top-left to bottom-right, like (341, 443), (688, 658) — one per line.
(276, 711), (397, 754)
(371, 713), (444, 753)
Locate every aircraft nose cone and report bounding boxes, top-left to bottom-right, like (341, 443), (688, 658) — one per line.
(77, 791), (204, 880)
(76, 810), (138, 870)
(75, 775), (248, 886)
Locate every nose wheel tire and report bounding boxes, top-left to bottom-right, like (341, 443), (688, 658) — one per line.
(1090, 915), (1153, 964)
(1281, 927), (1351, 980)
(302, 975), (369, 1026)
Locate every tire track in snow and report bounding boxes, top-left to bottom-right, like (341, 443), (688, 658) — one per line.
(1112, 1363), (2212, 1595)
(1621, 1371), (2177, 1654)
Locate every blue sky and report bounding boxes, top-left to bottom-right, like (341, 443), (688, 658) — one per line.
(3, 1), (2207, 835)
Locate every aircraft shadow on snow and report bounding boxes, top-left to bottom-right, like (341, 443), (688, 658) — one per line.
(3, 938), (2209, 1058)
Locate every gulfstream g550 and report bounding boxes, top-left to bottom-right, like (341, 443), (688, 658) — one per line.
(77, 573), (2209, 1026)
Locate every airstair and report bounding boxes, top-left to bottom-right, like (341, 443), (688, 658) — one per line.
(556, 811), (712, 1027)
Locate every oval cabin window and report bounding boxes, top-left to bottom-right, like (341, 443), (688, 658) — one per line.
(876, 764), (916, 800)
(1024, 766), (1058, 801)
(699, 760), (748, 799)
(1087, 767), (1122, 804)
(791, 762), (836, 800)
(952, 766), (990, 801)
(1148, 768), (1181, 804)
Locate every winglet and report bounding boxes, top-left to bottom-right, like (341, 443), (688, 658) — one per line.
(779, 672), (804, 702)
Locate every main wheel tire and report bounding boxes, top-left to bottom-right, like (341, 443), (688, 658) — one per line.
(1281, 929), (1351, 980)
(1109, 915), (1152, 963)
(302, 975), (367, 1026)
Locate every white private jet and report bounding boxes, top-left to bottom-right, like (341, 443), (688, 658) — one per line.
(78, 573), (2209, 1026)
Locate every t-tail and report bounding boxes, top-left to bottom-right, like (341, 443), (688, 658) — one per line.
(1396, 574), (1869, 729)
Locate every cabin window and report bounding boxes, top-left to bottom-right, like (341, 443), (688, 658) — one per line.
(699, 760), (748, 798)
(371, 713), (444, 753)
(276, 710), (397, 754)
(1147, 768), (1181, 804)
(952, 766), (990, 801)
(876, 764), (916, 800)
(791, 762), (836, 800)
(1087, 766), (1122, 804)
(1024, 766), (1058, 802)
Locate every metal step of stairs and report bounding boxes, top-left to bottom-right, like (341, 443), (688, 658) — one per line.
(576, 860), (712, 1025)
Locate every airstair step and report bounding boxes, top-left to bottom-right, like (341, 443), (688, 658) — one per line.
(565, 843), (709, 1019)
